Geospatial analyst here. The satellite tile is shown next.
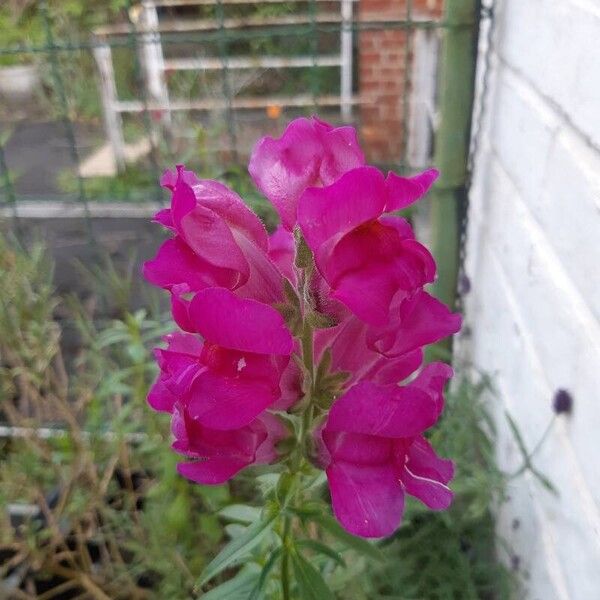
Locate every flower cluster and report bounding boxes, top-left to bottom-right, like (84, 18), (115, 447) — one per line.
(144, 116), (461, 538)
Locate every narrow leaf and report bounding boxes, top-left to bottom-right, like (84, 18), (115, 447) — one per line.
(196, 511), (278, 588)
(313, 513), (384, 561)
(292, 550), (335, 600)
(218, 504), (261, 524)
(297, 539), (346, 567)
(201, 564), (260, 600)
(248, 547), (283, 600)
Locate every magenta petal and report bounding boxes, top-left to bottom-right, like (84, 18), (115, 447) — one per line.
(326, 381), (438, 438)
(401, 465), (453, 510)
(366, 349), (424, 385)
(233, 231), (285, 304)
(268, 225), (296, 283)
(323, 431), (392, 464)
(369, 291), (462, 358)
(153, 208), (174, 230)
(187, 369), (279, 430)
(253, 413), (287, 463)
(189, 288), (293, 355)
(189, 179), (268, 251)
(178, 202), (249, 278)
(147, 377), (177, 413)
(316, 122), (365, 186)
(406, 436), (454, 484)
(143, 238), (222, 292)
(298, 166), (386, 252)
(177, 457), (249, 485)
(384, 168), (439, 211)
(160, 165), (200, 191)
(249, 118), (322, 229)
(327, 461), (404, 538)
(410, 362), (454, 413)
(170, 288), (194, 333)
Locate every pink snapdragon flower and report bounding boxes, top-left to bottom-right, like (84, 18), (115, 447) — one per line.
(145, 118), (461, 540)
(297, 166), (439, 326)
(150, 287), (294, 430)
(172, 404), (286, 484)
(249, 117), (365, 230)
(144, 166), (284, 309)
(318, 363), (454, 538)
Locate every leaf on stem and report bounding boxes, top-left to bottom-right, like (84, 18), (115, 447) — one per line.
(297, 539), (346, 567)
(196, 509), (278, 589)
(292, 549), (336, 600)
(201, 564), (261, 600)
(248, 547), (283, 600)
(312, 513), (384, 562)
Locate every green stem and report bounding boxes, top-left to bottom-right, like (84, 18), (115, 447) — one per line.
(281, 515), (292, 600)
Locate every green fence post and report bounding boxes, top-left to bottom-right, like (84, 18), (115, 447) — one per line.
(430, 0), (480, 310)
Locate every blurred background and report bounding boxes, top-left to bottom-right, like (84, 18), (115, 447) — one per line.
(0, 0), (598, 598)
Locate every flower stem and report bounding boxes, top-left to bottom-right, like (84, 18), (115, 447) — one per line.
(281, 515), (292, 600)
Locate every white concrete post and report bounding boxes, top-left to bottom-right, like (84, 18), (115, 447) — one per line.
(93, 43), (126, 172)
(340, 0), (354, 121)
(139, 0), (172, 126)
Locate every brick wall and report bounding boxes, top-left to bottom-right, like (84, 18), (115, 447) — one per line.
(358, 0), (442, 164)
(462, 1), (600, 597)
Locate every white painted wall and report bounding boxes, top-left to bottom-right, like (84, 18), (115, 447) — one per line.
(460, 1), (600, 598)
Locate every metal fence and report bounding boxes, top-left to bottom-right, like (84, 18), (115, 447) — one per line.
(0, 0), (486, 306)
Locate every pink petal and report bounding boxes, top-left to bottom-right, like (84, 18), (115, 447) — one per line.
(249, 117), (322, 230)
(384, 168), (439, 211)
(170, 287), (194, 333)
(268, 225), (296, 283)
(160, 165), (200, 191)
(163, 331), (204, 356)
(323, 431), (392, 464)
(178, 201), (249, 280)
(316, 316), (421, 386)
(298, 166), (386, 252)
(314, 120), (365, 186)
(368, 291), (462, 357)
(233, 231), (285, 304)
(249, 117), (363, 230)
(327, 461), (404, 538)
(401, 465), (453, 510)
(253, 413), (288, 463)
(153, 207), (174, 230)
(188, 178), (268, 251)
(323, 220), (436, 326)
(143, 238), (230, 291)
(364, 349), (424, 385)
(147, 377), (177, 412)
(410, 361), (454, 413)
(188, 288), (293, 355)
(177, 457), (249, 485)
(406, 436), (454, 484)
(187, 369), (280, 430)
(325, 381), (438, 438)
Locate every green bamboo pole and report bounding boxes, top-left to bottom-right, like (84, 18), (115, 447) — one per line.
(430, 0), (480, 310)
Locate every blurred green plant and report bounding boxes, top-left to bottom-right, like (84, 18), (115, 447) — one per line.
(0, 234), (229, 598)
(0, 234), (526, 598)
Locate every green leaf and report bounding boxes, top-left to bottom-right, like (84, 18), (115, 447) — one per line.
(312, 513), (384, 561)
(504, 410), (530, 464)
(292, 549), (335, 600)
(297, 539), (346, 567)
(218, 504), (261, 524)
(201, 564), (261, 600)
(196, 509), (278, 589)
(248, 547), (283, 600)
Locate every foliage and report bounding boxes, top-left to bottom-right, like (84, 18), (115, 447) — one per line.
(0, 234), (229, 598)
(0, 234), (519, 598)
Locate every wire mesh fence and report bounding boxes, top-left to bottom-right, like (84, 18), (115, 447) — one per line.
(0, 0), (483, 285)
